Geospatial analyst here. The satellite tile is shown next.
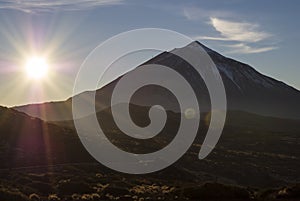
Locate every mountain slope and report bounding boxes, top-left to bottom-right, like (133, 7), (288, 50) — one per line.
(50, 105), (300, 187)
(0, 106), (93, 168)
(13, 41), (300, 120)
(1, 103), (300, 187)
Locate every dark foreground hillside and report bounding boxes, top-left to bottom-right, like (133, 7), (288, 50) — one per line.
(0, 105), (300, 200)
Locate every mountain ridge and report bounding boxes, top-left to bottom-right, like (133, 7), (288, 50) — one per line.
(13, 41), (300, 120)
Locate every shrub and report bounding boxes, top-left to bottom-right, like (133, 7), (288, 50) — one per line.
(48, 194), (60, 201)
(71, 194), (81, 200)
(276, 184), (300, 199)
(81, 194), (91, 200)
(29, 193), (40, 201)
(91, 193), (101, 200)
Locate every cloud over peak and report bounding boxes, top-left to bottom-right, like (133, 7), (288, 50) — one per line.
(193, 17), (277, 54)
(210, 17), (271, 43)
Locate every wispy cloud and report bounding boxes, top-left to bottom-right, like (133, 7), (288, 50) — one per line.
(191, 16), (277, 54)
(225, 43), (278, 54)
(208, 17), (271, 43)
(183, 7), (233, 21)
(0, 0), (124, 13)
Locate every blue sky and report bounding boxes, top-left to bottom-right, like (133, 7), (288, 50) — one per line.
(0, 0), (299, 106)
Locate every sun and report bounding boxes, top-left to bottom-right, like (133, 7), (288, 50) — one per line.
(25, 56), (49, 80)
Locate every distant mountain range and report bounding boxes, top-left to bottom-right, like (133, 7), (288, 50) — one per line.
(13, 41), (300, 121)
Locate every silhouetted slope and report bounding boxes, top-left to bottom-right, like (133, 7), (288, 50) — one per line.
(0, 106), (93, 168)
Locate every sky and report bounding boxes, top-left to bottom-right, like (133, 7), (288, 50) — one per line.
(0, 0), (299, 107)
